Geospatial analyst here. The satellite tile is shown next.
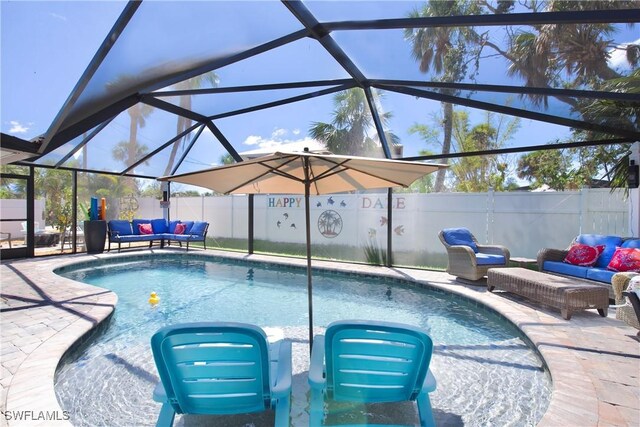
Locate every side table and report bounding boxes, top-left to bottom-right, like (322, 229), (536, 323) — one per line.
(509, 257), (537, 268)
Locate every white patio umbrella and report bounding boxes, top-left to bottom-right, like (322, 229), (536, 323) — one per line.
(159, 148), (447, 349)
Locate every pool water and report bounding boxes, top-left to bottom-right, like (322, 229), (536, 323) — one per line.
(55, 255), (550, 426)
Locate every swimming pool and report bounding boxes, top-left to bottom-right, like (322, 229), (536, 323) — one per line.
(54, 253), (550, 426)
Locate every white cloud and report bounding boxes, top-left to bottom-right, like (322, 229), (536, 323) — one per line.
(244, 135), (262, 146)
(9, 121), (28, 134)
(240, 126), (327, 158)
(608, 38), (640, 70)
(239, 136), (325, 158)
(50, 13), (67, 21)
(271, 128), (288, 138)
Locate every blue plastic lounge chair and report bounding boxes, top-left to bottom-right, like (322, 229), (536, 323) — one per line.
(308, 320), (437, 427)
(150, 322), (292, 427)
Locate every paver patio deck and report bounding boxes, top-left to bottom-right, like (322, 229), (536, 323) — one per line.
(1, 249), (638, 426)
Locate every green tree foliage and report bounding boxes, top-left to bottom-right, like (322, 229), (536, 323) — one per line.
(0, 165), (28, 198)
(484, 1), (639, 188)
(576, 70), (640, 135)
(105, 75), (154, 175)
(408, 0), (639, 190)
(140, 182), (163, 199)
(309, 88), (398, 157)
(34, 168), (73, 231)
(405, 0), (480, 191)
(109, 103), (154, 198)
(450, 111), (520, 191)
(220, 153), (236, 165)
(410, 109), (520, 191)
(77, 172), (146, 220)
(517, 148), (581, 190)
(172, 190), (202, 197)
(517, 70), (639, 191)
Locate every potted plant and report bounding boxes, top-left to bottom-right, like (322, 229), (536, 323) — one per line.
(82, 199), (107, 254)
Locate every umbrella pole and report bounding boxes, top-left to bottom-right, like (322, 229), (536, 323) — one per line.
(305, 176), (314, 352)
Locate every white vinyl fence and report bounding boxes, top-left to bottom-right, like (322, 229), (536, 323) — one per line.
(131, 188), (633, 268)
(0, 199), (46, 236)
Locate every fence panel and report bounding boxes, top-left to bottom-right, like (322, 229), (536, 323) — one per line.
(133, 189), (630, 267)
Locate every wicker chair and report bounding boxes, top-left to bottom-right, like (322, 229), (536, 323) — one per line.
(612, 272), (640, 330)
(438, 228), (510, 281)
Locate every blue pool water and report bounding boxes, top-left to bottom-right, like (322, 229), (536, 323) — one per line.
(55, 254), (550, 426)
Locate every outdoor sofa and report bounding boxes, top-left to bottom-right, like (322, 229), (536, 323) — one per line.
(537, 234), (640, 299)
(107, 218), (209, 252)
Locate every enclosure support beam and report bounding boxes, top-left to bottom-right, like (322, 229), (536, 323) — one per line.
(248, 195), (254, 255)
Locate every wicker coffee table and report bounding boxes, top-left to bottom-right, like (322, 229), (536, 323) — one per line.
(487, 267), (609, 320)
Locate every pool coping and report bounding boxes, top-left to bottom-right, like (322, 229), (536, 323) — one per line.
(1, 248), (639, 426)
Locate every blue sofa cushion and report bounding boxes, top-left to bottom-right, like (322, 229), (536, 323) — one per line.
(190, 221), (208, 236)
(622, 239), (640, 249)
(181, 221), (194, 234)
(151, 218), (168, 234)
(169, 234), (197, 242)
(585, 268), (615, 284)
(442, 228), (478, 253)
(576, 234), (624, 268)
(113, 234), (156, 242)
(475, 253), (505, 266)
(132, 219), (152, 235)
(109, 220), (133, 236)
(543, 261), (589, 279)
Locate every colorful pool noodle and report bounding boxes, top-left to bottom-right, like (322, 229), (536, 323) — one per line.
(100, 198), (106, 220)
(90, 197), (98, 220)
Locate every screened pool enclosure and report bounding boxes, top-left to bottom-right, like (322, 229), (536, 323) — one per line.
(1, 1), (639, 263)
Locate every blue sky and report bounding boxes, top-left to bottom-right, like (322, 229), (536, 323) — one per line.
(2, 1), (637, 174)
(1, 1), (127, 139)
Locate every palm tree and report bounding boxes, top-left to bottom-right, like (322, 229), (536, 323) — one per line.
(112, 139), (150, 167)
(106, 102), (153, 197)
(105, 75), (155, 174)
(164, 73), (220, 175)
(219, 153), (235, 165)
(407, 0), (638, 192)
(404, 1), (476, 192)
(481, 1), (638, 111)
(309, 88), (397, 157)
(124, 103), (154, 170)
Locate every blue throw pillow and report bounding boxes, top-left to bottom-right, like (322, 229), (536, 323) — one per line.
(442, 228), (479, 253)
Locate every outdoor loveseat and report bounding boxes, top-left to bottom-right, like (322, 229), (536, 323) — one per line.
(107, 218), (209, 252)
(537, 234), (640, 299)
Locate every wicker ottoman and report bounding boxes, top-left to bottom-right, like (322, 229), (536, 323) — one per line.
(487, 267), (609, 320)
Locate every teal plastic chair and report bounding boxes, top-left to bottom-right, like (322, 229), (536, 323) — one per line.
(308, 320), (437, 427)
(150, 322), (292, 427)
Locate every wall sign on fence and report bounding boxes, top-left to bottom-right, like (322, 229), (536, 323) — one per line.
(318, 210), (343, 238)
(361, 196), (406, 210)
(267, 197), (302, 208)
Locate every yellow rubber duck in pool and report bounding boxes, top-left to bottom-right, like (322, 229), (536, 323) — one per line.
(149, 292), (160, 306)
